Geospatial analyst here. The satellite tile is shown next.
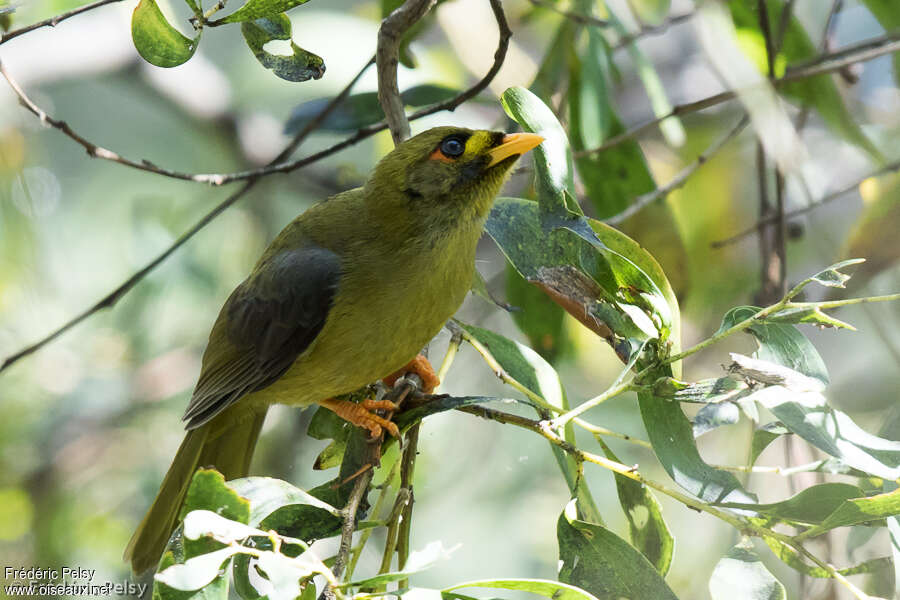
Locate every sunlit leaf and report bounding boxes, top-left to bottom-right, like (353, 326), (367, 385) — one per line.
(651, 376), (750, 404)
(804, 488), (900, 537)
(719, 483), (866, 526)
(709, 540), (785, 600)
(241, 15), (325, 82)
(557, 499), (679, 599)
(214, 0), (310, 24)
(155, 546), (240, 592)
(132, 0), (199, 68)
(444, 579), (598, 600)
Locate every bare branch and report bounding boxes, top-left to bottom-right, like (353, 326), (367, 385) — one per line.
(377, 0), (436, 144)
(577, 30), (900, 157)
(0, 56), (376, 373)
(0, 0), (124, 45)
(712, 158), (900, 248)
(605, 115), (749, 225)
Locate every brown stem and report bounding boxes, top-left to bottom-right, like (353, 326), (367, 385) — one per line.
(0, 0), (124, 45)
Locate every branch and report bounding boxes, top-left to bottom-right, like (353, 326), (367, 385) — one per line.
(604, 115), (749, 225)
(576, 30), (900, 157)
(459, 405), (875, 600)
(0, 56), (376, 373)
(610, 11), (695, 51)
(377, 0), (436, 144)
(0, 0), (124, 45)
(711, 157), (900, 247)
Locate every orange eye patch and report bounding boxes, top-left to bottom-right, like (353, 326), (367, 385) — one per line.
(428, 148), (456, 163)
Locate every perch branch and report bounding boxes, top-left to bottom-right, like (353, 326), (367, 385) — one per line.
(0, 0), (124, 45)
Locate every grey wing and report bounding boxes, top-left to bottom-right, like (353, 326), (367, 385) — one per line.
(182, 245), (342, 429)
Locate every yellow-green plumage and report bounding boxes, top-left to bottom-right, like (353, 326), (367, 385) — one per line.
(125, 126), (541, 574)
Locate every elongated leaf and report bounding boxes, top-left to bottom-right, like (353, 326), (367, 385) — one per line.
(215, 0), (310, 24)
(727, 0), (881, 160)
(241, 15), (325, 82)
(599, 440), (674, 575)
(132, 0), (199, 68)
(651, 376), (749, 404)
(804, 488), (900, 537)
(444, 579), (598, 600)
(709, 541), (785, 600)
(719, 483), (865, 526)
(227, 477), (340, 528)
(750, 422), (789, 465)
(557, 500), (679, 600)
(760, 526), (893, 578)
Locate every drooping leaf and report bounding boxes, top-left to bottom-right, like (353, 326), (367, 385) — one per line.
(709, 540), (786, 600)
(557, 500), (679, 600)
(599, 440), (674, 575)
(132, 0), (199, 68)
(724, 306), (900, 479)
(214, 0), (310, 24)
(241, 15), (325, 82)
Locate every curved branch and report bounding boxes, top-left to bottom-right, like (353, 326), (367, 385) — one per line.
(0, 0), (124, 45)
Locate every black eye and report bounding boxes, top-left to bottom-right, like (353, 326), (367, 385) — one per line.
(440, 136), (465, 158)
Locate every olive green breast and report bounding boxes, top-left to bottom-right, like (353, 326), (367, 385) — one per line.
(248, 189), (481, 407)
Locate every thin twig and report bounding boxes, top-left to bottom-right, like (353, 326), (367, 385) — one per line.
(610, 11), (695, 51)
(0, 0), (124, 45)
(459, 405), (875, 600)
(377, 0), (437, 144)
(331, 467), (375, 581)
(711, 158), (900, 247)
(576, 30), (900, 157)
(0, 56), (376, 373)
(605, 115), (749, 225)
(395, 423), (420, 589)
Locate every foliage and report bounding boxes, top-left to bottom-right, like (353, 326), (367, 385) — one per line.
(4, 0), (900, 599)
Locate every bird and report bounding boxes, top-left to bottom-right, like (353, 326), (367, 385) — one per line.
(124, 125), (543, 574)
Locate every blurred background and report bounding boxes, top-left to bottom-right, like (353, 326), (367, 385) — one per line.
(1, 0), (899, 597)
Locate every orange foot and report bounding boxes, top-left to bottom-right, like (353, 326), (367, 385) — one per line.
(382, 354), (440, 393)
(318, 397), (400, 439)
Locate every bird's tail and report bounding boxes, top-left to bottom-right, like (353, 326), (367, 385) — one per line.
(124, 406), (267, 575)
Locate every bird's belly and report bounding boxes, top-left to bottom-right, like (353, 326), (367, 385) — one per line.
(258, 247), (473, 406)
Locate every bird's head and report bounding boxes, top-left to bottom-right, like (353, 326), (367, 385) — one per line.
(365, 126), (543, 233)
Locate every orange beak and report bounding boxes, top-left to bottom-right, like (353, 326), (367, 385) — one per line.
(486, 132), (545, 167)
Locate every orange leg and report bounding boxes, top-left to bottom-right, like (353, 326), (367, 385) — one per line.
(382, 354), (440, 393)
(317, 397), (400, 439)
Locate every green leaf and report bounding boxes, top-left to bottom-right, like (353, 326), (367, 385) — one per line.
(284, 85), (460, 135)
(763, 306), (855, 331)
(727, 0), (882, 160)
(599, 440), (674, 575)
(307, 405), (351, 470)
(530, 21), (575, 101)
(500, 87), (574, 212)
(181, 469), (251, 524)
(227, 477), (340, 526)
(241, 15), (325, 82)
(444, 579), (599, 600)
(214, 0), (310, 24)
(557, 500), (679, 600)
(568, 28), (657, 219)
(750, 422), (789, 465)
(860, 0), (900, 86)
(131, 0), (199, 68)
(725, 307), (900, 479)
(506, 265), (572, 362)
(760, 527), (893, 578)
(393, 394), (519, 432)
(719, 483), (866, 526)
(804, 488), (900, 537)
(709, 540), (785, 600)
